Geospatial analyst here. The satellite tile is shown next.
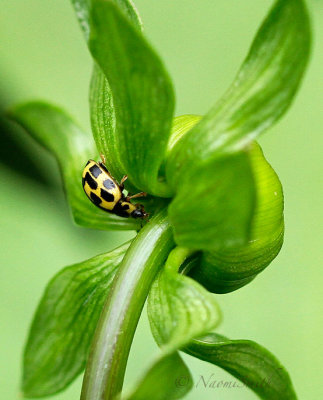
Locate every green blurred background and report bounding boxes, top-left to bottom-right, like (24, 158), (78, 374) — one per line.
(1, 0), (322, 399)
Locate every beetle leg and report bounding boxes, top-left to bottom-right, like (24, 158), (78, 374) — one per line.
(126, 192), (147, 201)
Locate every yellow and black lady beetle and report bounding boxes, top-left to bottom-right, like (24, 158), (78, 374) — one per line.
(82, 155), (148, 219)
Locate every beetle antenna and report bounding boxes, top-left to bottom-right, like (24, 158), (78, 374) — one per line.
(100, 154), (106, 164)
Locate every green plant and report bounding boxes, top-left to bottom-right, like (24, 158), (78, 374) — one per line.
(8, 0), (311, 399)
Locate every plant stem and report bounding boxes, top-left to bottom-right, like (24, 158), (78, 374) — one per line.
(81, 209), (174, 400)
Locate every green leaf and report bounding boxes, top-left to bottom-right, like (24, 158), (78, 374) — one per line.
(158, 115), (202, 177)
(144, 249), (295, 399)
(71, 0), (142, 40)
(167, 115), (202, 157)
(123, 353), (193, 400)
(89, 63), (125, 182)
(148, 248), (222, 349)
(86, 0), (175, 196)
(81, 209), (174, 400)
(166, 0), (311, 188)
(7, 101), (140, 230)
(74, 0), (144, 187)
(189, 142), (284, 293)
(184, 333), (297, 400)
(168, 151), (256, 251)
(125, 247), (221, 400)
(71, 0), (91, 40)
(22, 241), (131, 397)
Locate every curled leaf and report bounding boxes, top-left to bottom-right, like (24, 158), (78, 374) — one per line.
(190, 142), (284, 293)
(8, 101), (140, 230)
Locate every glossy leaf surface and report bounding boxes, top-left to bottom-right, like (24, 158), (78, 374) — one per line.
(8, 102), (140, 230)
(22, 241), (130, 397)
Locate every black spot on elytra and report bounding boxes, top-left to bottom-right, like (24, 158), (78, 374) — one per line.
(85, 172), (97, 190)
(90, 192), (102, 205)
(113, 202), (130, 218)
(89, 164), (102, 178)
(103, 179), (116, 190)
(99, 162), (110, 174)
(100, 188), (115, 202)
